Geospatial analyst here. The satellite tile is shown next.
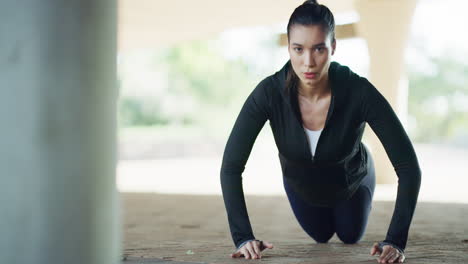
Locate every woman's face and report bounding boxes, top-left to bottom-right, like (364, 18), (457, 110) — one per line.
(288, 24), (336, 88)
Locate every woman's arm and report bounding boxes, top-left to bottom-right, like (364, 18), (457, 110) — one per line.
(360, 77), (422, 252)
(220, 77), (271, 248)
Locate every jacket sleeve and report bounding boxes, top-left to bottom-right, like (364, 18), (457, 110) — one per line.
(220, 78), (271, 248)
(360, 77), (422, 252)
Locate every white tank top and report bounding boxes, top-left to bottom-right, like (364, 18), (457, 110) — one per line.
(304, 126), (323, 156)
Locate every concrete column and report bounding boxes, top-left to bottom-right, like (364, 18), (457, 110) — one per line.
(354, 0), (418, 184)
(0, 1), (120, 263)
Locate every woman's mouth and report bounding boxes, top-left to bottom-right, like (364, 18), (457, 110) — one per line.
(304, 72), (317, 79)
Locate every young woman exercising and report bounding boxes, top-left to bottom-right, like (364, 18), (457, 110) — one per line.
(220, 1), (421, 263)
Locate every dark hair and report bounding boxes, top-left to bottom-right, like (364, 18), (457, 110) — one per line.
(284, 0), (336, 120)
(287, 0), (335, 42)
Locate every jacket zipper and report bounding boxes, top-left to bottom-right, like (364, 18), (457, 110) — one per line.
(305, 94), (335, 163)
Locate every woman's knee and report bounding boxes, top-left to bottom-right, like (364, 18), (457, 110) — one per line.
(336, 230), (364, 244)
(309, 230), (334, 243)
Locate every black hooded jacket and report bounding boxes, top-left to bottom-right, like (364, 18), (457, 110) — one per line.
(220, 60), (421, 252)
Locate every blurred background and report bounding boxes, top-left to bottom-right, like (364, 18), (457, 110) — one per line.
(116, 0), (468, 204)
(6, 1), (467, 263)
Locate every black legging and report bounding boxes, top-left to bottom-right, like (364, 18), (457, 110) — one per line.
(283, 145), (376, 244)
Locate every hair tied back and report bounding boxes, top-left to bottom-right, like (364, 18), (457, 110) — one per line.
(303, 0), (319, 5)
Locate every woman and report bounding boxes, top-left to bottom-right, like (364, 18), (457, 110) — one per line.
(220, 1), (421, 263)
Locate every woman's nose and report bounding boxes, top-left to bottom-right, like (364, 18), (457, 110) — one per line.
(304, 52), (316, 68)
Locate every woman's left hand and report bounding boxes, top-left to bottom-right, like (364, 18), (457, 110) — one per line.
(370, 242), (405, 263)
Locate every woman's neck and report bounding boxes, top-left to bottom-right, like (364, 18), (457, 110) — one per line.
(298, 75), (330, 102)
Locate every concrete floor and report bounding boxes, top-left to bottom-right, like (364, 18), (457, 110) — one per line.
(121, 193), (468, 264)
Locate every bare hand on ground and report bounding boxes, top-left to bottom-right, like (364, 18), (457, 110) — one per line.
(370, 242), (405, 263)
(230, 240), (274, 259)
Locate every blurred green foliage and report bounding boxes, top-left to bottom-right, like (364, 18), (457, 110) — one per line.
(164, 40), (253, 105)
(408, 56), (468, 145)
(119, 96), (169, 126)
(118, 39), (257, 130)
(117, 38), (468, 146)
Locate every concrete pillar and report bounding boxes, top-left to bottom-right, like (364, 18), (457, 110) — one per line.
(354, 0), (418, 184)
(0, 1), (120, 263)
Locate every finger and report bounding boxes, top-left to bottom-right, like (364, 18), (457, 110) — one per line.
(383, 251), (396, 262)
(378, 253), (387, 263)
(379, 246), (392, 259)
(381, 250), (397, 263)
(252, 242), (262, 258)
(378, 249), (391, 263)
(383, 249), (399, 263)
(377, 250), (386, 261)
(399, 254), (406, 263)
(242, 248), (251, 259)
(230, 250), (243, 258)
(245, 243), (257, 259)
(389, 252), (400, 263)
(262, 241), (274, 249)
(396, 256), (401, 263)
(371, 243), (380, 255)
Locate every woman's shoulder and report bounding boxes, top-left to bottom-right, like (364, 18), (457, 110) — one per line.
(331, 63), (387, 106)
(329, 61), (371, 101)
(330, 61), (366, 86)
(251, 68), (286, 98)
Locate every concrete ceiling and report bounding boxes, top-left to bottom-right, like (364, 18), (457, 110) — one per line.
(118, 0), (355, 51)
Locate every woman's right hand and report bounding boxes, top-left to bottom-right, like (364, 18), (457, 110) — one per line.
(230, 240), (274, 259)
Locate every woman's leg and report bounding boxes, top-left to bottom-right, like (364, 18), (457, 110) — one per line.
(333, 144), (376, 244)
(283, 176), (335, 243)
